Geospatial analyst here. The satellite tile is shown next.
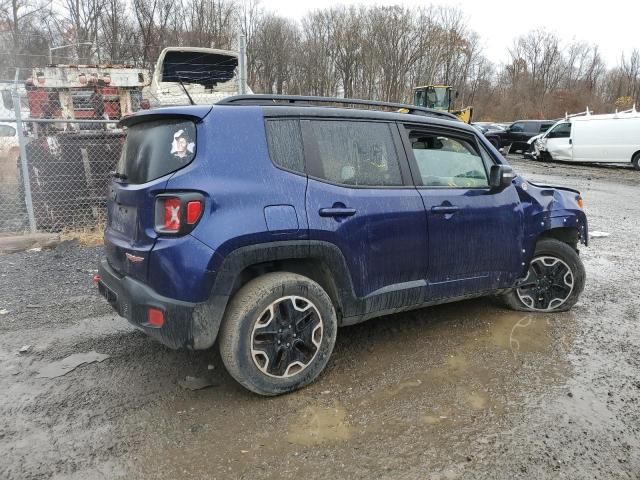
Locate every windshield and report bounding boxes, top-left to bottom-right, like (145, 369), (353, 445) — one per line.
(425, 87), (450, 110)
(116, 119), (197, 184)
(414, 87), (450, 110)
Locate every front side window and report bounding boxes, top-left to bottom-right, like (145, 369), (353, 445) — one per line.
(510, 122), (524, 133)
(309, 120), (402, 187)
(408, 132), (489, 188)
(547, 122), (571, 138)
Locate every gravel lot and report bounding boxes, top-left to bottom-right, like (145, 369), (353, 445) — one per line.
(1, 157), (639, 480)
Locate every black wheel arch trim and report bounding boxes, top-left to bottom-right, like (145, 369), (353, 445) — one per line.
(206, 240), (434, 338)
(198, 241), (357, 349)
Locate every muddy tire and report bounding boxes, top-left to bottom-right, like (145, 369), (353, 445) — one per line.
(219, 272), (337, 396)
(632, 152), (640, 171)
(501, 238), (585, 312)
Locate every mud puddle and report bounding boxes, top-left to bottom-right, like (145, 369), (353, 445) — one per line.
(130, 302), (577, 479)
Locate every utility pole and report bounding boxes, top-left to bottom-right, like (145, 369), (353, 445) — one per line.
(13, 69), (36, 233)
(238, 33), (247, 95)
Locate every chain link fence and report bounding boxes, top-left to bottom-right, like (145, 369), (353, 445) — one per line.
(0, 102), (123, 234)
(0, 48), (248, 235)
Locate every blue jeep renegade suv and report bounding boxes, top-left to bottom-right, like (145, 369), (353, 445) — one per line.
(98, 95), (588, 395)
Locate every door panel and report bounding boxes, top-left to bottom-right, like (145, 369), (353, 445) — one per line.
(546, 137), (573, 161)
(306, 181), (428, 297)
(421, 187), (524, 299)
(400, 125), (524, 299)
(303, 119), (428, 300)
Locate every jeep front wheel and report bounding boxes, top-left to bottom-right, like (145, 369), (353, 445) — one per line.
(219, 272), (337, 396)
(502, 238), (586, 312)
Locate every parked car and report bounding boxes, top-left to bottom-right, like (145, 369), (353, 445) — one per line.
(97, 95), (588, 396)
(0, 121), (18, 158)
(0, 122), (20, 189)
(535, 110), (640, 169)
(485, 120), (556, 153)
(472, 122), (505, 134)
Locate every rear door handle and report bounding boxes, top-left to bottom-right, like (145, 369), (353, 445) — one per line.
(431, 205), (460, 215)
(319, 207), (357, 217)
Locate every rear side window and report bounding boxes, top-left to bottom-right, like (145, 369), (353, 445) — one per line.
(116, 119), (196, 184)
(309, 120), (402, 186)
(265, 119), (304, 174)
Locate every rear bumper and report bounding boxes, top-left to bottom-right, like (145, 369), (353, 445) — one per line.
(98, 258), (199, 349)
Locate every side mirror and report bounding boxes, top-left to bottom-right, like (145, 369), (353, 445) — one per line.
(489, 165), (516, 190)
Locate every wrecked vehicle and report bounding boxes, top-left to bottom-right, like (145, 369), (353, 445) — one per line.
(144, 47), (248, 106)
(533, 109), (640, 169)
(485, 119), (555, 153)
(97, 95), (588, 396)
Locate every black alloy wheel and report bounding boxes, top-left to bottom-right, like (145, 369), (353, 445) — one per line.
(250, 295), (323, 378)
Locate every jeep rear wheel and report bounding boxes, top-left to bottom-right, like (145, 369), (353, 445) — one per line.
(219, 272), (337, 396)
(632, 152), (640, 171)
(502, 238), (585, 312)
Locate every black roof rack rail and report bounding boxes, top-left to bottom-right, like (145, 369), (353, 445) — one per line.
(216, 94), (459, 121)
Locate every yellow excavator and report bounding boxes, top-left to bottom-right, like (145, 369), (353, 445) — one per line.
(413, 85), (473, 123)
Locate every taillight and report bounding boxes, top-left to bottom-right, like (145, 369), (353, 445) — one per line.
(163, 197), (181, 232)
(186, 200), (203, 224)
(155, 193), (204, 235)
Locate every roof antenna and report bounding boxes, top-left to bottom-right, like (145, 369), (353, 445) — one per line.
(178, 77), (195, 105)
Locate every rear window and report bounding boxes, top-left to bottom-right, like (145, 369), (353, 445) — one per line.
(116, 119), (196, 184)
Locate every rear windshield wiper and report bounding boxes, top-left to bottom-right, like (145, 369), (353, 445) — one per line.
(110, 171), (128, 180)
(178, 78), (195, 106)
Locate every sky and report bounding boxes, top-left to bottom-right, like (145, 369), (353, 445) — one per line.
(259, 0), (640, 67)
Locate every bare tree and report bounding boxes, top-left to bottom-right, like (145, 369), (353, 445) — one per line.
(0, 0), (51, 73)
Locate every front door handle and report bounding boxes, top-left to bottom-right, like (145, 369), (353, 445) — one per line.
(319, 207), (357, 218)
(431, 205), (460, 215)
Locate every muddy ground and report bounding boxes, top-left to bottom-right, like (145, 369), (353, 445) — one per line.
(1, 157), (639, 480)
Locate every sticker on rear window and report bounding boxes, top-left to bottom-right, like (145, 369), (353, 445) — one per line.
(171, 129), (195, 163)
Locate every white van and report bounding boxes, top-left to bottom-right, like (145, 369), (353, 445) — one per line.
(537, 110), (640, 169)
